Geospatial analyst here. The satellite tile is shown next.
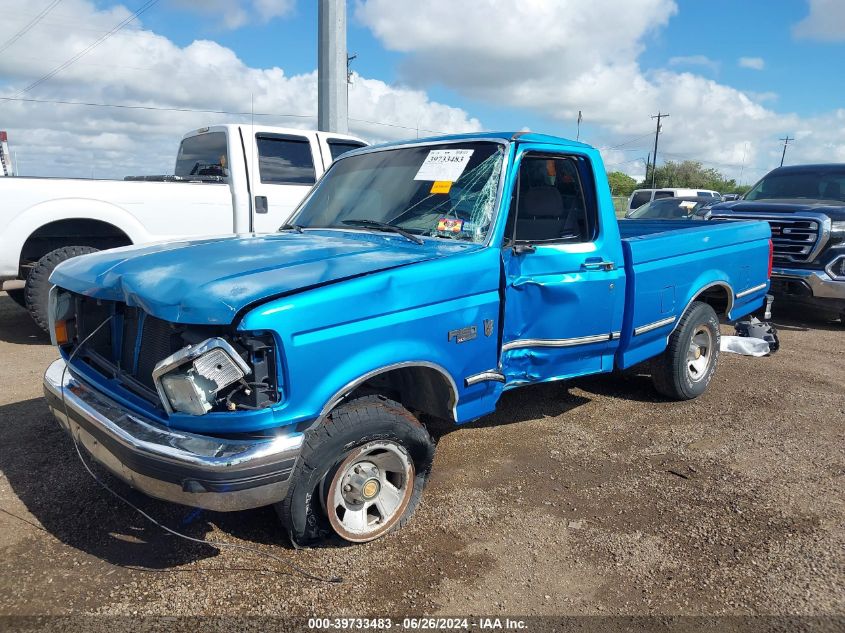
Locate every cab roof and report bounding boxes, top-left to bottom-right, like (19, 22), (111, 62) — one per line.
(354, 131), (594, 154)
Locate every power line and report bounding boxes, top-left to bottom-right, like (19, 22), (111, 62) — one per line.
(601, 130), (655, 151)
(0, 0), (64, 55)
(0, 95), (313, 118)
(779, 135), (794, 167)
(17, 0), (161, 96)
(348, 116), (453, 135)
(659, 150), (768, 174)
(604, 155), (648, 168)
(0, 95), (459, 136)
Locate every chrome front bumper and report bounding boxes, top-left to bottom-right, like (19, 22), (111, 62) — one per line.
(771, 267), (845, 300)
(43, 359), (304, 512)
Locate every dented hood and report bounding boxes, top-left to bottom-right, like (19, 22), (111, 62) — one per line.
(50, 230), (474, 324)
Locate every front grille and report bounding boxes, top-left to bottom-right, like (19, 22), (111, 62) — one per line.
(68, 295), (220, 401)
(63, 291), (278, 414)
(712, 214), (826, 263)
(136, 315), (177, 389)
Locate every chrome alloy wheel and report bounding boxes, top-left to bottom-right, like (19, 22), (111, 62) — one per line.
(324, 441), (415, 543)
(687, 325), (714, 382)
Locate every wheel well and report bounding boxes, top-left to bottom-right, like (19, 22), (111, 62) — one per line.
(340, 365), (458, 423)
(694, 283), (732, 317)
(20, 219), (132, 271)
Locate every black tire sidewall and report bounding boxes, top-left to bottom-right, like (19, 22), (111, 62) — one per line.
(24, 246), (98, 331)
(674, 303), (720, 399)
(5, 287), (26, 308)
(280, 397), (434, 546)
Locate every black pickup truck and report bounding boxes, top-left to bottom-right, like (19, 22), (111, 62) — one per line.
(710, 164), (845, 322)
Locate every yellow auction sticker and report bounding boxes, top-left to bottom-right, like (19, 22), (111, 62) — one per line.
(430, 180), (453, 194)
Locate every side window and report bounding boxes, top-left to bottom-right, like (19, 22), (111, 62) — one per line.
(653, 190), (674, 199)
(327, 139), (367, 161)
(256, 134), (316, 185)
(511, 154), (598, 243)
(630, 191), (651, 208)
(174, 132), (229, 178)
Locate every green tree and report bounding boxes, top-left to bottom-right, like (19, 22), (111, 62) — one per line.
(641, 160), (745, 193)
(607, 171), (638, 196)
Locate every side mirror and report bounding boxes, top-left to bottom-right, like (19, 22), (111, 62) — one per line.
(512, 243), (536, 256)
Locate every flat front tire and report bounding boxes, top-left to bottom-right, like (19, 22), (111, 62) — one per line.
(651, 301), (720, 400)
(276, 395), (435, 546)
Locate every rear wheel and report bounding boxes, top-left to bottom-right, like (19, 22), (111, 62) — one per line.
(651, 301), (720, 400)
(25, 246), (98, 331)
(276, 395), (434, 546)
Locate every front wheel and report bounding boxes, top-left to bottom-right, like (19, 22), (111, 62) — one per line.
(276, 395), (435, 546)
(651, 301), (720, 400)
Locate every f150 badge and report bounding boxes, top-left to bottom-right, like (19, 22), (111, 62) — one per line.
(448, 325), (477, 343)
(448, 320), (494, 343)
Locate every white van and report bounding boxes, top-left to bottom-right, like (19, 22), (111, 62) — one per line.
(628, 188), (721, 212)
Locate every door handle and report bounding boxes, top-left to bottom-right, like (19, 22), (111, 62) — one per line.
(582, 258), (615, 271)
(255, 195), (268, 214)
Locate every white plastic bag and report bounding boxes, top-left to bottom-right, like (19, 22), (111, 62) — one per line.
(720, 335), (770, 357)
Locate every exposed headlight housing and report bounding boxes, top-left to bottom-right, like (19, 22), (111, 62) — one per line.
(153, 338), (251, 415)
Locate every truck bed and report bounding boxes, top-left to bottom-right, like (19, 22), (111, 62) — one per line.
(615, 218), (771, 368)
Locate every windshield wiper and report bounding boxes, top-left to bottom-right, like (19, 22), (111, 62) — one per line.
(341, 219), (424, 245)
(279, 223), (304, 233)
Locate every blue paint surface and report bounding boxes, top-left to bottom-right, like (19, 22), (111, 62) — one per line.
(52, 132), (772, 433)
(51, 230), (474, 324)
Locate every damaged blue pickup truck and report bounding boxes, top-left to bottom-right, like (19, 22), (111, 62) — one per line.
(43, 132), (773, 545)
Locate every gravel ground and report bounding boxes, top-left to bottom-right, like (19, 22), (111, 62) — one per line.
(0, 291), (843, 622)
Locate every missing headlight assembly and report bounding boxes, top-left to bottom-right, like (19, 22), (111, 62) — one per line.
(153, 335), (280, 416)
(52, 288), (281, 417)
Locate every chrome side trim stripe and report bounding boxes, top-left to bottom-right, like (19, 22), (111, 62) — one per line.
(611, 331), (621, 340)
(735, 282), (768, 299)
(464, 371), (506, 387)
(502, 333), (611, 352)
(633, 316), (676, 336)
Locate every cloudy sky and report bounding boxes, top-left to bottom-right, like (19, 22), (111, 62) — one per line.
(0, 0), (843, 183)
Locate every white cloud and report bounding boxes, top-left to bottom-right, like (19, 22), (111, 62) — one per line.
(356, 0), (845, 182)
(0, 0), (481, 178)
(793, 0), (845, 41)
(252, 0), (296, 22)
(669, 55), (719, 73)
(738, 56), (765, 70)
(171, 0), (295, 29)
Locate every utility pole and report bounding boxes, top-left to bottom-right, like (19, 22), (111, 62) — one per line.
(318, 0), (348, 133)
(779, 135), (794, 167)
(739, 142), (748, 185)
(576, 110), (582, 141)
(650, 111), (669, 189)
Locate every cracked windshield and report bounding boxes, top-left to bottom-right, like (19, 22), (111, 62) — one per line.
(291, 142), (504, 243)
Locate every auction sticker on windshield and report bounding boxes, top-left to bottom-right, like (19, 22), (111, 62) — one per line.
(414, 149), (474, 182)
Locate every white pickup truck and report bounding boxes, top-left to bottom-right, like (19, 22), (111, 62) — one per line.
(0, 124), (367, 329)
